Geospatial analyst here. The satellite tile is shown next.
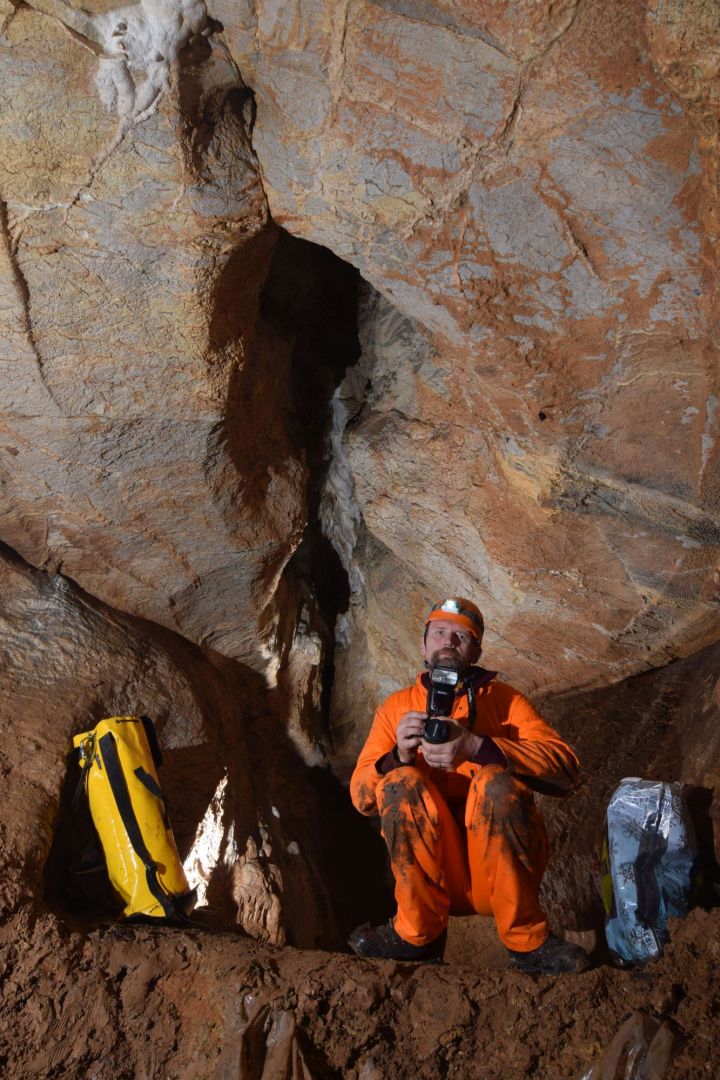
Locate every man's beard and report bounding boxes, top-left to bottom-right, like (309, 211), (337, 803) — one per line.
(427, 648), (465, 672)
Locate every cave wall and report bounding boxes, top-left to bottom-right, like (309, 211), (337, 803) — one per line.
(541, 639), (720, 927)
(0, 543), (340, 947)
(0, 0), (718, 959)
(0, 0), (304, 670)
(220, 0), (719, 717)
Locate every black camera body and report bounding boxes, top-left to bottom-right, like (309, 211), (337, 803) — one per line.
(423, 661), (461, 744)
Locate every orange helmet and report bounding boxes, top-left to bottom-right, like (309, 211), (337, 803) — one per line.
(425, 597), (484, 641)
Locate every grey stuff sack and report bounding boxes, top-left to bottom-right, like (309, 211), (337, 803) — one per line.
(603, 777), (697, 965)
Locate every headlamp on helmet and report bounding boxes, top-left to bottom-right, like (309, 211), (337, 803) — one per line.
(425, 597), (484, 641)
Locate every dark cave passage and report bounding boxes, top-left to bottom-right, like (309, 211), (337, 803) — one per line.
(255, 228), (395, 943)
(258, 228), (358, 743)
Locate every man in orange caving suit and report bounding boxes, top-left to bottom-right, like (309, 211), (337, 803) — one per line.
(348, 597), (590, 974)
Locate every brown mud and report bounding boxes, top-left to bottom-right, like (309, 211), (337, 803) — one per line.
(1, 903), (717, 1079)
(470, 768), (548, 876)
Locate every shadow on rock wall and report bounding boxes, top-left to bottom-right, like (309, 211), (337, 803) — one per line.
(539, 640), (720, 934)
(0, 540), (388, 951)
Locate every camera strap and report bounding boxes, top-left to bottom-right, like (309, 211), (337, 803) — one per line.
(462, 667), (496, 730)
(465, 678), (477, 731)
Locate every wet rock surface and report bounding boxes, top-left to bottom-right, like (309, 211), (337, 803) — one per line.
(0, 0), (717, 711)
(222, 0), (720, 707)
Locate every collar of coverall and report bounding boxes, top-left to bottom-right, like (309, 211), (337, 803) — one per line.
(418, 666), (497, 693)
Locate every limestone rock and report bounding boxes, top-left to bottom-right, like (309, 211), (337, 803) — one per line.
(2, 0), (718, 726)
(0, 545), (336, 945)
(231, 833), (285, 944)
(0, 1), (307, 671)
(218, 0), (719, 709)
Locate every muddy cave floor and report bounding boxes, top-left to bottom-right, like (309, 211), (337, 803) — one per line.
(1, 904), (718, 1079)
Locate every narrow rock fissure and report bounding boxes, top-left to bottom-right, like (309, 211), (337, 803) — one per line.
(256, 227), (359, 740)
(254, 228), (395, 940)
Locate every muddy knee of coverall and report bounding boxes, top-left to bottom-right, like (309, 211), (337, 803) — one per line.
(469, 767), (544, 849)
(377, 769), (438, 852)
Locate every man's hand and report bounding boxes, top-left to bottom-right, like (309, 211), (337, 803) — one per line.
(395, 711), (426, 764)
(421, 720), (484, 771)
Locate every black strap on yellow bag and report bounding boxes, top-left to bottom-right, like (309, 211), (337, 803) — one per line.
(73, 715), (196, 921)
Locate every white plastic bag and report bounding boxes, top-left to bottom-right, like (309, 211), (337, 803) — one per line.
(602, 778), (696, 964)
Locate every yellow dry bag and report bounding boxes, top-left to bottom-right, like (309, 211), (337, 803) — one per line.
(73, 715), (195, 921)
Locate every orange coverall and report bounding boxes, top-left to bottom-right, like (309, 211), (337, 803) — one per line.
(350, 671), (579, 952)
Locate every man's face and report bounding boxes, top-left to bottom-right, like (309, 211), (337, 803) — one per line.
(421, 619), (481, 671)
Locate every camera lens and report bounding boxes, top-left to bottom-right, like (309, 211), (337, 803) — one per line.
(424, 718), (449, 744)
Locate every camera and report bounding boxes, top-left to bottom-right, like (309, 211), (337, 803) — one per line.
(423, 660), (461, 744)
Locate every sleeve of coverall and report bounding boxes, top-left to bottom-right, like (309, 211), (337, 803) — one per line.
(350, 697), (406, 816)
(490, 688), (579, 795)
